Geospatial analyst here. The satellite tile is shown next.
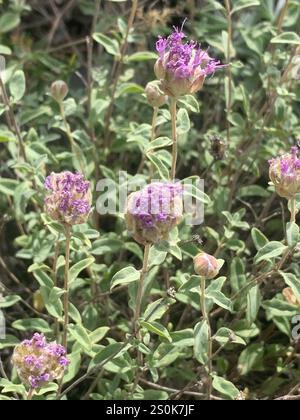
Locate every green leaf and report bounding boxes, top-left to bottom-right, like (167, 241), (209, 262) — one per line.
(146, 137), (172, 153)
(0, 12), (20, 33)
(177, 95), (200, 113)
(147, 152), (169, 179)
(9, 70), (26, 102)
(271, 32), (300, 45)
(213, 327), (246, 346)
(117, 83), (144, 96)
(68, 324), (92, 351)
(111, 266), (140, 289)
(230, 257), (246, 293)
(238, 343), (264, 375)
(246, 285), (261, 325)
(177, 108), (190, 135)
(238, 185), (269, 198)
(149, 244), (167, 267)
(0, 295), (21, 308)
(69, 257), (95, 284)
(254, 241), (287, 263)
(206, 290), (233, 312)
(212, 376), (239, 400)
(44, 287), (64, 318)
(93, 342), (125, 365)
(89, 327), (110, 344)
(194, 320), (208, 364)
(92, 33), (120, 55)
(68, 302), (82, 324)
(279, 271), (300, 302)
(0, 178), (19, 195)
(143, 298), (175, 322)
(32, 269), (54, 289)
(91, 238), (123, 256)
(231, 0), (260, 14)
(251, 228), (268, 251)
(140, 320), (172, 342)
(286, 222), (299, 247)
(12, 318), (52, 333)
(0, 129), (15, 143)
(127, 51), (157, 62)
(0, 379), (26, 395)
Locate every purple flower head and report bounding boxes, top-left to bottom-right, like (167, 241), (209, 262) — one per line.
(44, 171), (92, 225)
(269, 146), (300, 198)
(12, 333), (69, 390)
(125, 182), (183, 245)
(154, 20), (226, 97)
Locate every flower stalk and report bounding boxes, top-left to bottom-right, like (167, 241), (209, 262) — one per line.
(134, 243), (151, 335)
(62, 224), (71, 349)
(170, 98), (177, 180)
(200, 276), (213, 400)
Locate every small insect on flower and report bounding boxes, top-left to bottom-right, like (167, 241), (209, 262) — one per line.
(154, 21), (225, 98)
(125, 182), (183, 245)
(194, 252), (219, 280)
(44, 171), (92, 225)
(12, 333), (69, 390)
(269, 146), (300, 199)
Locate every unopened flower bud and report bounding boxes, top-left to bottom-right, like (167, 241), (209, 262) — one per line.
(269, 146), (300, 199)
(145, 81), (167, 108)
(51, 80), (68, 103)
(44, 171), (92, 225)
(12, 333), (69, 389)
(193, 252), (219, 279)
(125, 182), (183, 245)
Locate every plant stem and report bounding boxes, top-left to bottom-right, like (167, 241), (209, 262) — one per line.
(170, 98), (177, 180)
(0, 76), (27, 161)
(62, 224), (71, 349)
(27, 388), (34, 400)
(134, 243), (150, 334)
(53, 237), (60, 341)
(200, 276), (212, 400)
(290, 197), (296, 223)
(224, 0), (232, 145)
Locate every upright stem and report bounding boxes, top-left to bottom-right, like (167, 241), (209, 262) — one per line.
(0, 76), (27, 161)
(53, 237), (60, 341)
(170, 98), (177, 180)
(224, 0), (232, 145)
(290, 197), (296, 223)
(62, 225), (71, 349)
(134, 243), (151, 334)
(27, 388), (34, 400)
(200, 277), (212, 400)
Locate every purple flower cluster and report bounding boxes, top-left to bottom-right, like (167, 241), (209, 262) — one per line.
(44, 171), (92, 225)
(12, 333), (69, 389)
(125, 182), (183, 244)
(154, 23), (225, 97)
(269, 146), (300, 198)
